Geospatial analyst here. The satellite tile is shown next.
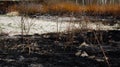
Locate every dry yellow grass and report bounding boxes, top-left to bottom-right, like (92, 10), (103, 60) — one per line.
(84, 4), (120, 15)
(7, 2), (120, 16)
(48, 2), (82, 14)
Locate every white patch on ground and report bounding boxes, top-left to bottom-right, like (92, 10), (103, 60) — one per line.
(75, 50), (89, 57)
(6, 11), (19, 16)
(0, 15), (117, 36)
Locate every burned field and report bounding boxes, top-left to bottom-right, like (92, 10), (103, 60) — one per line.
(0, 1), (120, 67)
(0, 30), (120, 67)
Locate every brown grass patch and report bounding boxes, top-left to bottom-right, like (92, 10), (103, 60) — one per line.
(8, 4), (49, 15)
(84, 4), (120, 15)
(48, 2), (82, 14)
(7, 2), (120, 16)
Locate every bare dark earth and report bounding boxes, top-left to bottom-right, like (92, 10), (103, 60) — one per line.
(0, 30), (120, 67)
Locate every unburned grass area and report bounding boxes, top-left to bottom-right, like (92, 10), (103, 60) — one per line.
(7, 2), (120, 16)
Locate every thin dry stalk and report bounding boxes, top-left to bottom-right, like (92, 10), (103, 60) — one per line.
(93, 31), (111, 67)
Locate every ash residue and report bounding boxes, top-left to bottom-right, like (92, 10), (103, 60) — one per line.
(0, 30), (120, 67)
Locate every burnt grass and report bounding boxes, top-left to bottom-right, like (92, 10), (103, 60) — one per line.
(0, 30), (120, 67)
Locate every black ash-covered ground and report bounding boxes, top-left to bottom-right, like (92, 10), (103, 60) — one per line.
(0, 30), (120, 67)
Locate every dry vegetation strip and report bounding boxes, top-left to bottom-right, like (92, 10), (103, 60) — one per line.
(7, 2), (120, 16)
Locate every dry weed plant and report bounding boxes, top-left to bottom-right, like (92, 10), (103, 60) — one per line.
(6, 2), (38, 54)
(7, 15), (38, 54)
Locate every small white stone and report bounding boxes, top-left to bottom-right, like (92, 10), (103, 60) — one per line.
(81, 51), (89, 57)
(79, 42), (89, 48)
(75, 50), (82, 56)
(75, 50), (89, 57)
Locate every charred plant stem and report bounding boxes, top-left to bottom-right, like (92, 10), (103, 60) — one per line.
(93, 31), (111, 67)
